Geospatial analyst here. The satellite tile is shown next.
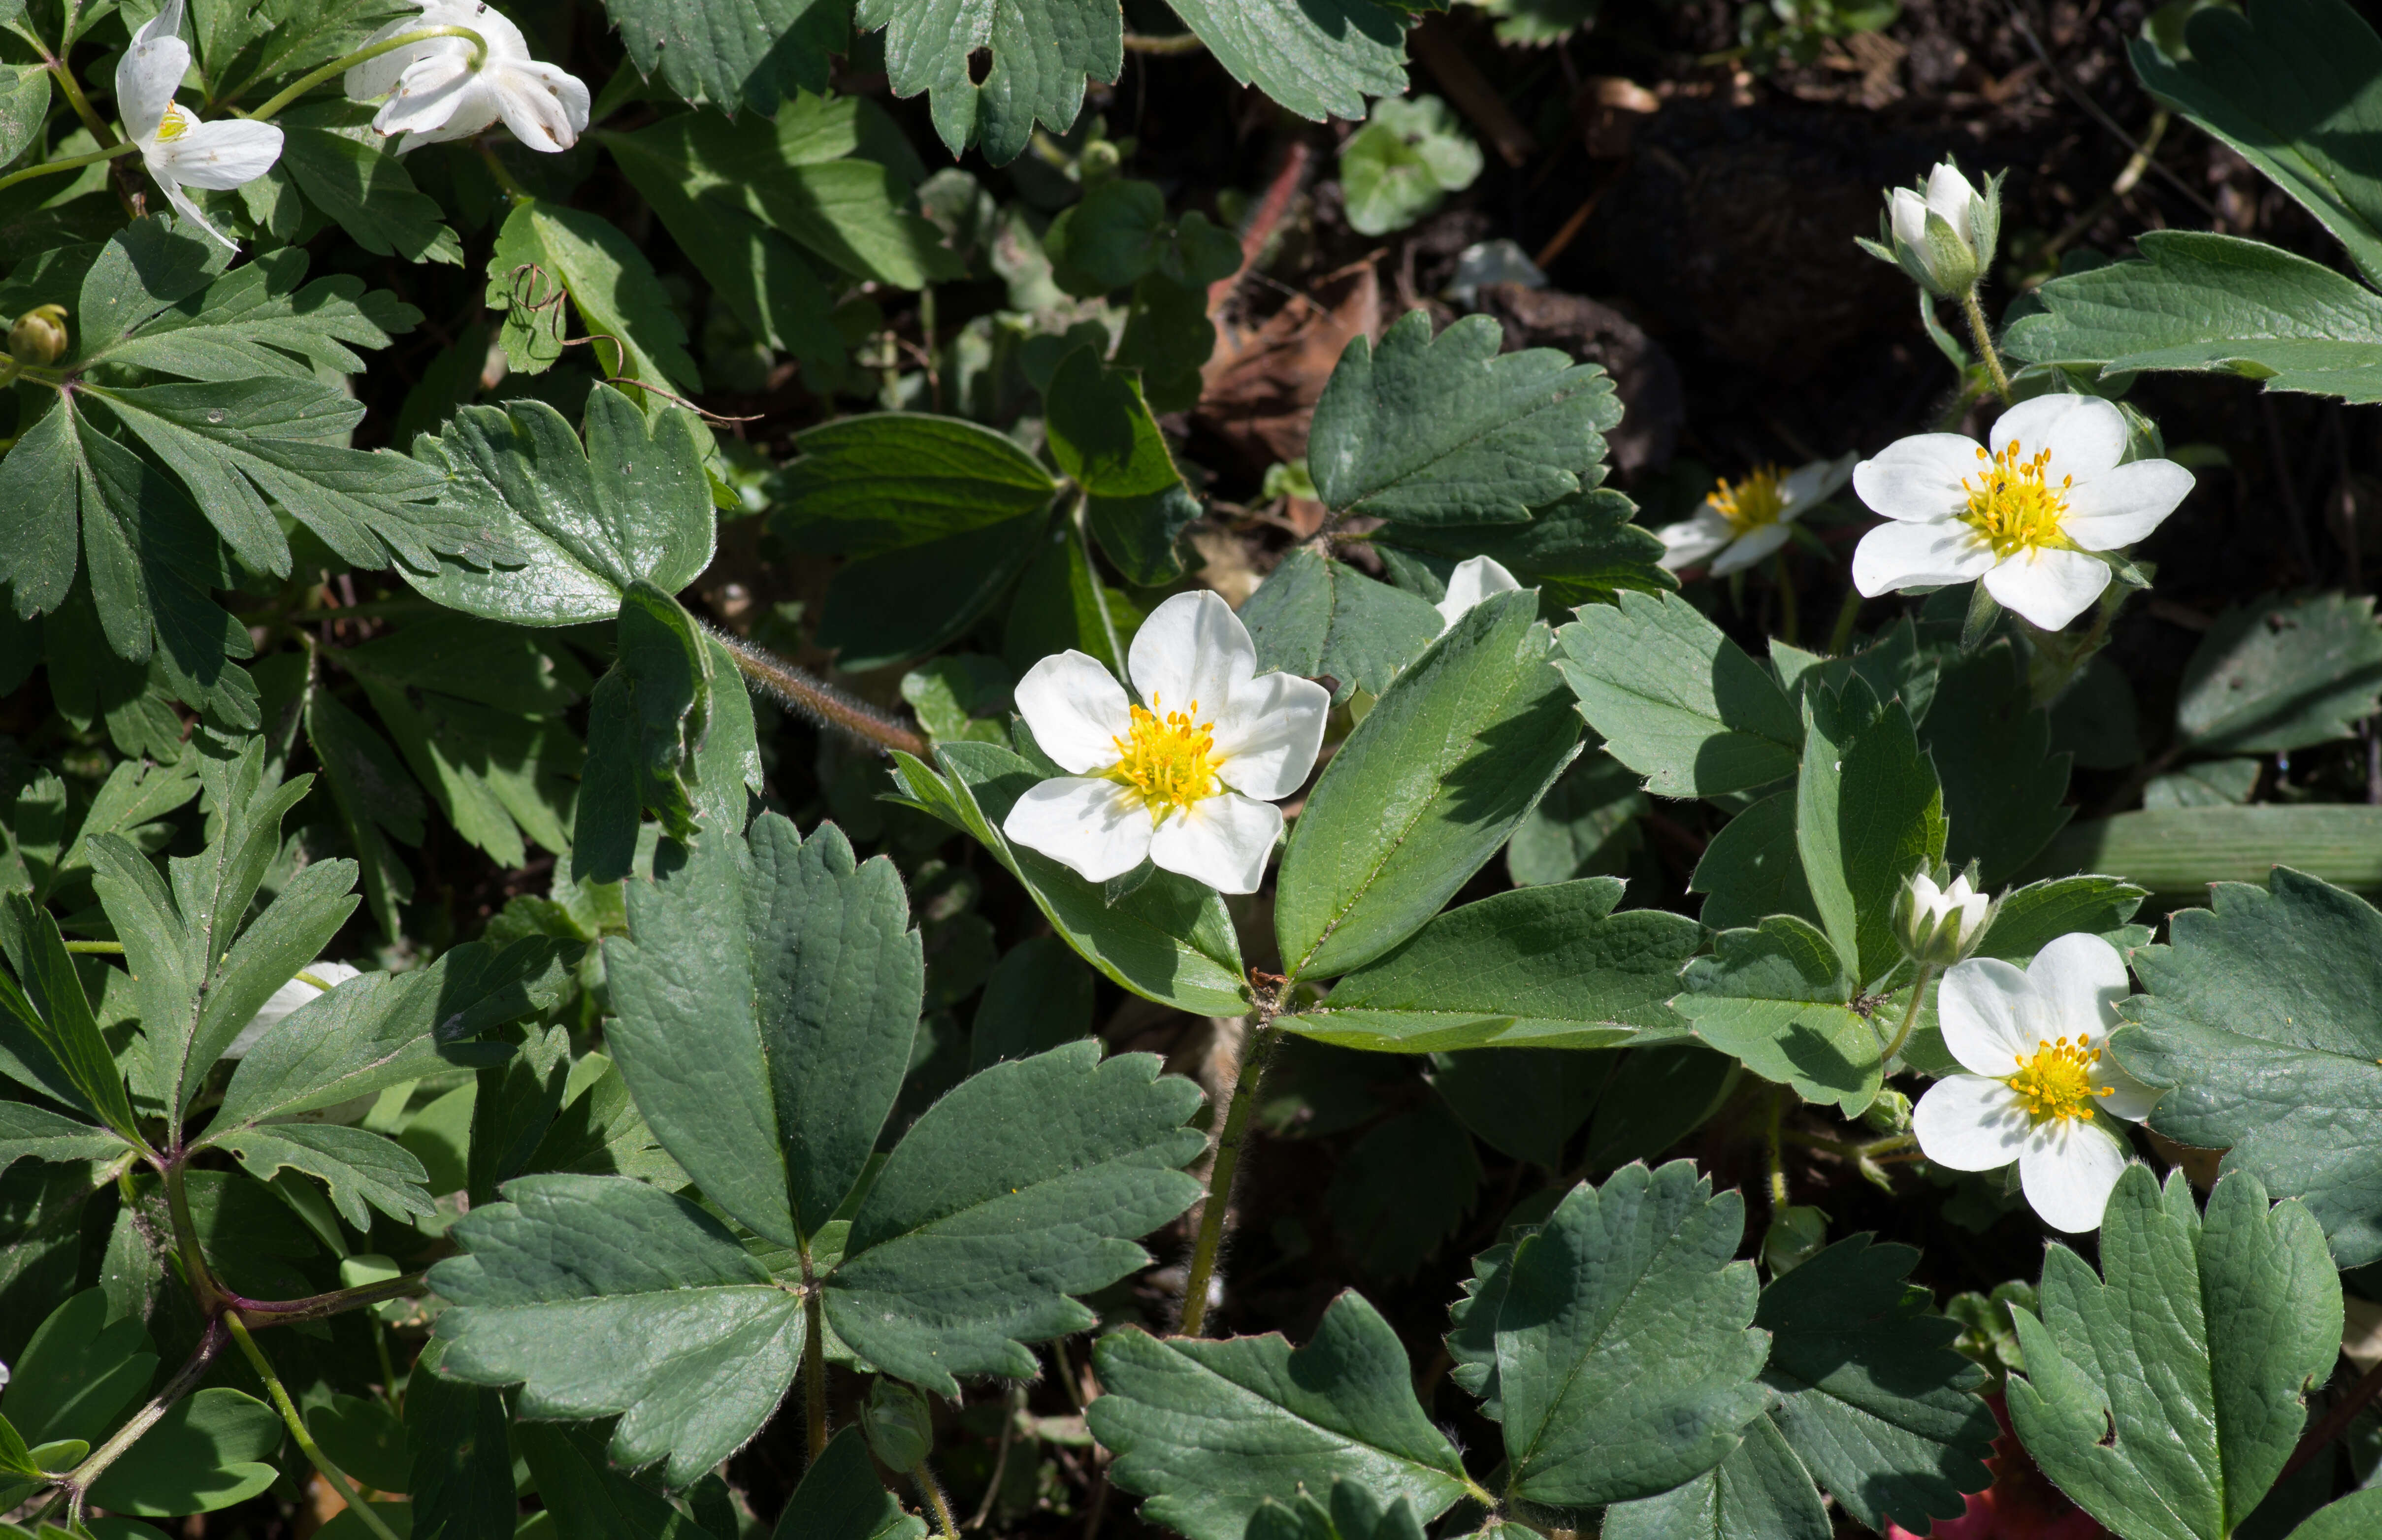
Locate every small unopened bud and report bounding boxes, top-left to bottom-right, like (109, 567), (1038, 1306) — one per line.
(1762, 1206), (1829, 1277)
(8, 304), (67, 366)
(1862, 1087), (1913, 1137)
(861, 1377), (933, 1471)
(1893, 866), (1990, 966)
(1858, 160), (2001, 299)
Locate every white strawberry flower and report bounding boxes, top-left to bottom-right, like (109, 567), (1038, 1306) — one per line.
(1851, 394), (2193, 632)
(346, 0), (590, 154)
(117, 0), (285, 252)
(1656, 454), (1855, 576)
(1003, 590), (1330, 895)
(1434, 554), (1521, 634)
(1910, 933), (2158, 1234)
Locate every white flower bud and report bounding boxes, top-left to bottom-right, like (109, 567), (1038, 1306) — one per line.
(1861, 160), (2001, 299)
(1893, 868), (1990, 967)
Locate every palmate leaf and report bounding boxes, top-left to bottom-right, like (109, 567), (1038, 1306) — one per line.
(275, 115), (465, 268)
(1600, 1417), (1829, 1540)
(0, 1103), (129, 1182)
(1088, 1291), (1477, 1540)
(0, 896), (145, 1143)
(2005, 1168), (2340, 1540)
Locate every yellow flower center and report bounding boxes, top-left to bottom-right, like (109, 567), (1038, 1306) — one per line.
(1710, 467), (1787, 534)
(1109, 696), (1216, 818)
(154, 103), (191, 142)
(1964, 440), (2072, 558)
(2006, 1034), (2114, 1124)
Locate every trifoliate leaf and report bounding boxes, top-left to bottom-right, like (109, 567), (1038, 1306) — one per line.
(1165, 0), (1408, 123)
(600, 0), (846, 113)
(2114, 865), (2382, 1265)
(1599, 1416), (1829, 1540)
(1246, 1482), (1434, 1540)
(824, 1041), (1204, 1393)
(1339, 97), (1483, 238)
(1797, 676), (1945, 991)
(487, 197), (700, 398)
(2176, 591), (2382, 753)
(1494, 1162), (1770, 1507)
(2005, 1168), (2340, 1540)
(1504, 751), (1647, 886)
(1277, 589), (1581, 981)
(515, 1418), (728, 1532)
(1087, 480), (1200, 587)
(1969, 874), (2150, 961)
(1672, 915), (1880, 1115)
(855, 0), (1118, 163)
(1239, 548), (1441, 705)
(601, 811), (922, 1250)
(1280, 878), (1698, 1052)
(430, 1173), (805, 1489)
(1309, 311), (1620, 524)
(1756, 1235), (1996, 1533)
(1920, 641), (2071, 887)
(1088, 1290), (1477, 1540)
(1556, 590), (1802, 798)
(405, 386), (717, 626)
(2003, 230), (2382, 401)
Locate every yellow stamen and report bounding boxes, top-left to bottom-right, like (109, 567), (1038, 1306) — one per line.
(1963, 440), (2072, 558)
(2005, 1033), (2115, 1123)
(1710, 466), (1788, 534)
(1108, 694), (1217, 820)
(155, 103), (192, 143)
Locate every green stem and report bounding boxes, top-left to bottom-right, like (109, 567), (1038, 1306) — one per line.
(1771, 549), (1799, 647)
(1075, 490), (1126, 675)
(163, 1160), (229, 1313)
(63, 939), (126, 954)
(913, 1465), (961, 1540)
(1764, 1091), (1789, 1212)
(1180, 1015), (1276, 1338)
(1960, 289), (2013, 404)
(0, 139), (141, 198)
(241, 27), (488, 121)
(46, 54), (119, 149)
(227, 1314), (403, 1540)
(58, 1317), (228, 1527)
(1827, 584), (1863, 656)
(799, 1245), (829, 1461)
(1881, 961), (1937, 1066)
(231, 1270), (429, 1328)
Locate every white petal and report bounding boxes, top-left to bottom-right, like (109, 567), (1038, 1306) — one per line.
(1012, 651), (1131, 774)
(2060, 459), (2193, 551)
(490, 63), (588, 151)
(1130, 590), (1256, 721)
(1208, 669), (1329, 801)
(1707, 521), (1790, 576)
(1001, 777), (1152, 884)
(373, 57), (478, 136)
(2024, 932), (2128, 1038)
(1851, 519), (1994, 596)
(457, 2), (536, 61)
(1936, 956), (2042, 1077)
(151, 118), (283, 189)
(1777, 453), (1856, 513)
(2019, 1119), (2131, 1233)
(346, 16), (459, 99)
(1853, 434), (1987, 523)
(1148, 792), (1282, 894)
(2091, 1054), (2160, 1124)
(1890, 186), (1928, 253)
(1990, 393), (2128, 482)
(1913, 1075), (2031, 1172)
(1435, 554), (1521, 632)
(392, 91), (501, 151)
(1982, 547), (2109, 631)
(1925, 161), (1978, 243)
(117, 14), (191, 143)
(156, 177), (240, 251)
(1656, 509), (1734, 572)
(1909, 872), (1944, 915)
(227, 960), (363, 1057)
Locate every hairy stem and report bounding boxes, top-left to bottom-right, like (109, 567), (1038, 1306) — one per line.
(1960, 289), (2013, 404)
(56, 1317), (227, 1524)
(0, 139), (141, 198)
(231, 1270), (428, 1327)
(800, 1242), (829, 1461)
(713, 628), (928, 758)
(1179, 1010), (1278, 1338)
(241, 27), (487, 120)
(1881, 962), (1937, 1066)
(914, 1463), (961, 1540)
(1764, 1091), (1789, 1212)
(163, 1159), (230, 1313)
(1120, 30), (1205, 54)
(228, 1315), (402, 1540)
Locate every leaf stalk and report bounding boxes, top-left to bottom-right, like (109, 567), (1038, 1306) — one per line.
(227, 1313), (404, 1540)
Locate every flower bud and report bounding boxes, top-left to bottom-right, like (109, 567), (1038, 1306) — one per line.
(1859, 160), (2001, 299)
(861, 1377), (933, 1471)
(7, 304), (67, 366)
(1893, 866), (1990, 966)
(1762, 1206), (1829, 1277)
(1862, 1087), (1913, 1137)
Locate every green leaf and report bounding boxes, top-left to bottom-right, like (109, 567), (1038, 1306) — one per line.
(1555, 590), (1802, 798)
(0, 895), (143, 1141)
(603, 812), (920, 1248)
(404, 386), (716, 626)
(0, 1289), (156, 1448)
(277, 121), (462, 266)
(806, 505), (1048, 664)
(1599, 1416), (1830, 1540)
(487, 198), (700, 399)
(575, 584), (714, 872)
(72, 220), (231, 359)
(1165, 0), (1407, 123)
(1430, 1048), (1611, 1172)
(1308, 311), (1620, 524)
(775, 1426), (925, 1540)
(2005, 1168), (2341, 1540)
(1277, 589), (1581, 981)
(90, 247), (420, 383)
(2145, 756), (2264, 808)
(0, 1103), (127, 1182)
(1494, 1162), (1770, 1506)
(1045, 348), (1180, 498)
(1373, 488), (1675, 612)
(305, 689), (424, 940)
(2131, 0), (2382, 287)
(305, 1394), (410, 1494)
(970, 934), (1094, 1071)
(1280, 879), (1697, 1051)
(359, 683), (580, 869)
(1246, 1483), (1433, 1540)
(1043, 179), (1166, 294)
(404, 1336), (516, 1540)
(1755, 1235), (1996, 1532)
(600, 0), (846, 113)
(1239, 549), (1441, 706)
(2114, 866), (2382, 1265)
(1673, 915), (1880, 1114)
(890, 743), (1248, 1016)
(1087, 1290), (1476, 1540)
(1970, 874), (2150, 962)
(0, 62), (48, 168)
(213, 1124), (435, 1229)
(1339, 97), (1483, 238)
(431, 1173), (802, 1488)
(1505, 751), (1646, 886)
(1325, 1100), (1480, 1278)
(1691, 791), (1817, 933)
(826, 1041), (1204, 1393)
(1087, 482), (1199, 588)
(2002, 230), (2382, 400)
(1795, 678), (1945, 990)
(2286, 1489), (2382, 1540)
(855, 0), (1117, 163)
(1920, 641), (2071, 887)
(85, 1388), (280, 1517)
(515, 1420), (723, 1535)
(2176, 591), (2382, 753)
